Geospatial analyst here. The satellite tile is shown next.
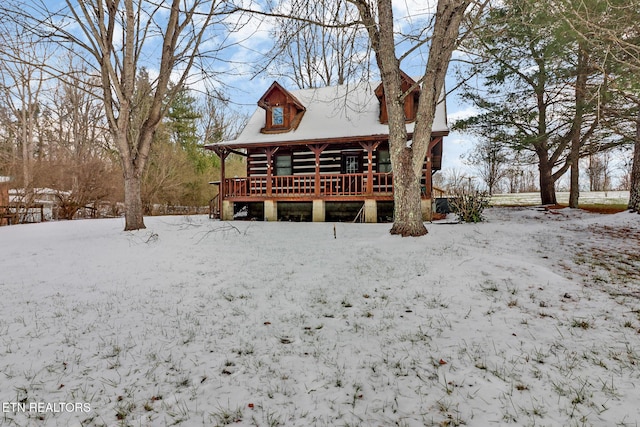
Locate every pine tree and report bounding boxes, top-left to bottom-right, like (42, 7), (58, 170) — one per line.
(455, 0), (605, 205)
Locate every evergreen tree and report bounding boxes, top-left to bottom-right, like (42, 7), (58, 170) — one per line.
(455, 0), (606, 205)
(555, 0), (640, 212)
(166, 87), (214, 174)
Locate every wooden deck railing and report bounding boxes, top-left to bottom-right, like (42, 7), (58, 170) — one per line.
(223, 173), (394, 198)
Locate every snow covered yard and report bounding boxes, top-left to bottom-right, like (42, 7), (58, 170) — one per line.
(0, 208), (639, 427)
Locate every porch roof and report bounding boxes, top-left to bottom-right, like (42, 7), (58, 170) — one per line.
(208, 81), (448, 150)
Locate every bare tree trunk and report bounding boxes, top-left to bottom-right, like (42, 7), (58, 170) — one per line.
(568, 45), (591, 209)
(0, 29), (47, 202)
(352, 0), (425, 236)
(376, 2), (426, 236)
(20, 108), (32, 193)
(352, 0), (470, 236)
(18, 0), (229, 231)
(391, 146), (426, 236)
(629, 108), (640, 213)
(538, 152), (557, 205)
(123, 169), (145, 230)
(568, 148), (579, 208)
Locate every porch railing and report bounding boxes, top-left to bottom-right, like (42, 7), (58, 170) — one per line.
(223, 173), (394, 198)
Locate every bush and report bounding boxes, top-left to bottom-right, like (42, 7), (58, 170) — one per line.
(449, 189), (490, 223)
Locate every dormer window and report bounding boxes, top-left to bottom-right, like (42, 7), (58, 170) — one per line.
(374, 71), (420, 124)
(258, 81), (306, 134)
(272, 107), (284, 126)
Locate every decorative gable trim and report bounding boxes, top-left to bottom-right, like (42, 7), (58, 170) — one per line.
(258, 81), (307, 134)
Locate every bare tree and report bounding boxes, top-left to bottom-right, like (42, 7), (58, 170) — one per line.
(265, 0), (372, 89)
(347, 0), (480, 236)
(463, 138), (510, 195)
(9, 0), (242, 230)
(439, 168), (467, 193)
(38, 55), (118, 219)
(0, 20), (51, 201)
(199, 88), (247, 148)
(585, 152), (612, 192)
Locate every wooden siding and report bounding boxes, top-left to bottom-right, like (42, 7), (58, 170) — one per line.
(248, 148), (356, 176)
(220, 137), (443, 203)
(247, 143), (439, 183)
(246, 146), (397, 177)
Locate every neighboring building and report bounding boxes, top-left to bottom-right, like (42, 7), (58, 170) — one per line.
(0, 177), (8, 204)
(206, 74), (448, 222)
(1, 177), (12, 226)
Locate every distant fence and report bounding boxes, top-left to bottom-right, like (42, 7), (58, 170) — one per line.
(0, 204), (45, 226)
(1, 202), (215, 226)
(149, 205), (210, 216)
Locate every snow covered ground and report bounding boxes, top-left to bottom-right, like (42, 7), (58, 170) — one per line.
(0, 207), (639, 427)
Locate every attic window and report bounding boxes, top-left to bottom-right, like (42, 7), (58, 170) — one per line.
(272, 107), (284, 126)
(258, 82), (306, 134)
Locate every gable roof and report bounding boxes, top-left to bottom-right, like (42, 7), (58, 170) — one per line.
(209, 80), (448, 149)
(257, 81), (306, 112)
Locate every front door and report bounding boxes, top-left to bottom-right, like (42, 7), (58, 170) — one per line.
(341, 152), (362, 194)
(342, 152), (362, 174)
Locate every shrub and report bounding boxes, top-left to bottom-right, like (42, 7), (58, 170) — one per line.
(449, 189), (490, 223)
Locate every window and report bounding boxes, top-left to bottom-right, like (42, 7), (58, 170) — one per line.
(378, 149), (392, 173)
(275, 153), (292, 176)
(341, 153), (362, 174)
(272, 107), (284, 126)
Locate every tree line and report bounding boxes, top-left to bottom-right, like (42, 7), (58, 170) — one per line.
(453, 0), (639, 210)
(0, 16), (244, 220)
(0, 0), (638, 235)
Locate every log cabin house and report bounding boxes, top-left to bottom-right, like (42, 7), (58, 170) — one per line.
(206, 74), (448, 222)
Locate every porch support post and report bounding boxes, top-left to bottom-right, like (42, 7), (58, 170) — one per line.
(308, 144), (328, 196)
(424, 137), (441, 200)
(212, 147), (230, 218)
(421, 137), (441, 221)
(264, 147), (279, 197)
(312, 199), (325, 222)
(360, 142), (381, 195)
(421, 199), (433, 221)
(364, 199), (377, 223)
(264, 200), (277, 221)
(222, 200), (234, 221)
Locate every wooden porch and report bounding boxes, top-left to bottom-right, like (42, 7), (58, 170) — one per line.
(222, 172), (400, 201)
(210, 139), (442, 222)
(213, 171), (435, 222)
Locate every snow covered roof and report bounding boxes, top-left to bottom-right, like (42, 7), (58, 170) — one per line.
(210, 81), (448, 149)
